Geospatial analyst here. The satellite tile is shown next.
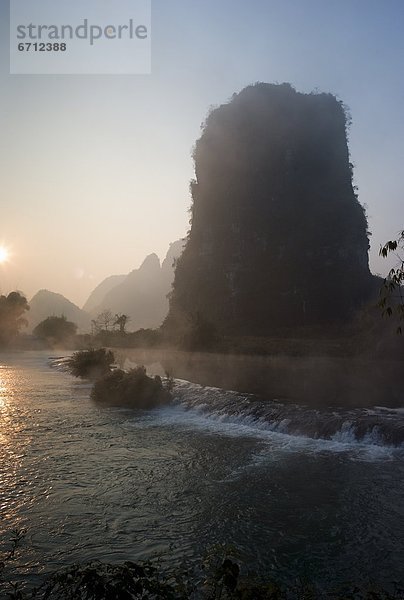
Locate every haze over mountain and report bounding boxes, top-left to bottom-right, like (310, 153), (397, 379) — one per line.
(83, 275), (126, 314)
(28, 290), (91, 333)
(25, 241), (185, 334)
(84, 239), (185, 330)
(167, 83), (375, 337)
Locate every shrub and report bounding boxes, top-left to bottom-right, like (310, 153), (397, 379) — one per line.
(36, 561), (185, 599)
(33, 315), (77, 344)
(90, 366), (171, 408)
(67, 348), (115, 380)
(2, 534), (403, 599)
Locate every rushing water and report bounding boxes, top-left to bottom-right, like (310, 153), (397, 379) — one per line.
(1, 351), (404, 593)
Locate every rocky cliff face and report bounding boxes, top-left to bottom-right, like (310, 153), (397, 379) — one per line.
(166, 83), (373, 335)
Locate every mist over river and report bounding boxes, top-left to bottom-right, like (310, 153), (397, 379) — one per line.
(1, 351), (404, 593)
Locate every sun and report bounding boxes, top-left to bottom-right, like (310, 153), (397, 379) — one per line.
(0, 247), (9, 264)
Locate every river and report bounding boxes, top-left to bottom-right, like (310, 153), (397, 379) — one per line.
(0, 350), (403, 594)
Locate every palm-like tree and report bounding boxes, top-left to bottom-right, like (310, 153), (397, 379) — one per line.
(114, 313), (130, 333)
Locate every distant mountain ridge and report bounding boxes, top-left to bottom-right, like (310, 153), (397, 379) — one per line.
(28, 290), (91, 333)
(27, 240), (185, 334)
(83, 239), (185, 330)
(83, 274), (126, 313)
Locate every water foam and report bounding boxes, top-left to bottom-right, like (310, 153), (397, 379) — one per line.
(168, 379), (404, 456)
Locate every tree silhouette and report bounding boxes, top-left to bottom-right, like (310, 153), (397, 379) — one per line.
(379, 230), (404, 333)
(33, 315), (77, 343)
(0, 291), (29, 346)
(114, 313), (130, 333)
(94, 309), (114, 332)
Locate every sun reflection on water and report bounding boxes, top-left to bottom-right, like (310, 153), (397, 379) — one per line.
(0, 366), (10, 408)
(0, 364), (31, 535)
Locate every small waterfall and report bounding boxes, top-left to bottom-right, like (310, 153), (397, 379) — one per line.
(173, 380), (404, 448)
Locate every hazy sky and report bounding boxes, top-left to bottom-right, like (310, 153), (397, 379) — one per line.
(1, 0), (403, 307)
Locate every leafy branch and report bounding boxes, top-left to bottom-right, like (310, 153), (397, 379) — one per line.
(378, 230), (404, 334)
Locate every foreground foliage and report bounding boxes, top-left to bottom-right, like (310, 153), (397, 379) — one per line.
(1, 557), (403, 600)
(33, 561), (183, 600)
(91, 366), (170, 408)
(1, 534), (403, 599)
(66, 348), (115, 380)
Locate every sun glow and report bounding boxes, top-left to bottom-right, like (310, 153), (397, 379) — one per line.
(0, 246), (10, 263)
